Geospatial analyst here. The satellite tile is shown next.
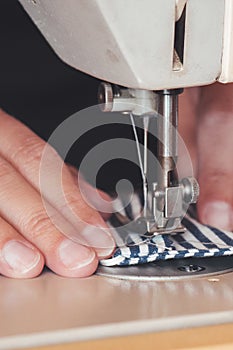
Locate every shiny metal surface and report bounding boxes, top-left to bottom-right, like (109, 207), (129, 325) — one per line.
(97, 256), (233, 281)
(98, 85), (199, 235)
(157, 90), (179, 159)
(181, 176), (200, 204)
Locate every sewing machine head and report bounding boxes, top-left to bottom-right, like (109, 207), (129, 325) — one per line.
(19, 0), (233, 235)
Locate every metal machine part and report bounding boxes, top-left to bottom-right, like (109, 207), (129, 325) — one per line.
(98, 83), (199, 235)
(97, 256), (233, 281)
(98, 82), (157, 115)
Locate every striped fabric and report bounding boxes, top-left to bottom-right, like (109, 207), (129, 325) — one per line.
(100, 211), (233, 267)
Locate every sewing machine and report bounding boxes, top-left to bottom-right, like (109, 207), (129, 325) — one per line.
(19, 0), (233, 263)
(1, 1), (231, 349)
(18, 0), (233, 236)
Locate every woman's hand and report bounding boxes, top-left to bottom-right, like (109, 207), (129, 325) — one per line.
(179, 83), (233, 231)
(0, 110), (115, 279)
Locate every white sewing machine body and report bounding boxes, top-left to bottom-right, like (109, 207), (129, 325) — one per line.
(19, 0), (233, 89)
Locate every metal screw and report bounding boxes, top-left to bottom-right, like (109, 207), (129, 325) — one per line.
(98, 82), (113, 112)
(178, 264), (205, 273)
(181, 177), (200, 204)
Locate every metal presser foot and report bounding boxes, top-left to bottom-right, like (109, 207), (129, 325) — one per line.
(97, 83), (233, 281)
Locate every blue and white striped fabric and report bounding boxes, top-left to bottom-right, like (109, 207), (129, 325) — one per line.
(100, 213), (233, 267)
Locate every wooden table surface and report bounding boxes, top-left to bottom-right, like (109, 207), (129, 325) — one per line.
(0, 269), (232, 350)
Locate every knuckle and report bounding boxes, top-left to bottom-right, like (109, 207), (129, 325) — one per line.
(202, 110), (233, 126)
(58, 193), (80, 215)
(57, 191), (91, 223)
(199, 170), (231, 193)
(208, 171), (229, 182)
(0, 158), (13, 180)
(11, 135), (45, 165)
(22, 209), (52, 239)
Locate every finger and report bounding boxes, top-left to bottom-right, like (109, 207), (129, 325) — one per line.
(0, 110), (115, 253)
(80, 182), (112, 220)
(196, 83), (233, 230)
(68, 166), (112, 220)
(0, 216), (44, 278)
(0, 156), (100, 277)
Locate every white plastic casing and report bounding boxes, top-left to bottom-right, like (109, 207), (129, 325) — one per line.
(19, 0), (233, 90)
(219, 0), (233, 83)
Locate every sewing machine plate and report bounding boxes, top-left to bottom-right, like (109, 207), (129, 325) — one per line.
(97, 256), (233, 281)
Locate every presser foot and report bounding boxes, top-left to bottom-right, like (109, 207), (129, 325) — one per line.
(113, 211), (186, 236)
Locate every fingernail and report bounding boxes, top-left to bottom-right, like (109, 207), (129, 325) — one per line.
(2, 241), (40, 273)
(58, 239), (95, 269)
(202, 201), (232, 230)
(80, 226), (115, 257)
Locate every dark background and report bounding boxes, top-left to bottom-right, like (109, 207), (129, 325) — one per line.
(0, 0), (100, 137)
(0, 0), (144, 191)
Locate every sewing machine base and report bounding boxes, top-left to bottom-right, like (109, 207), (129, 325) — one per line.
(97, 256), (233, 281)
